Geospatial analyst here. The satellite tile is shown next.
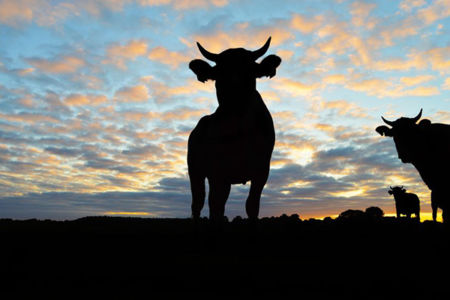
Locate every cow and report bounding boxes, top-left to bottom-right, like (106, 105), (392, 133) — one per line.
(388, 186), (420, 220)
(376, 109), (450, 222)
(187, 37), (281, 222)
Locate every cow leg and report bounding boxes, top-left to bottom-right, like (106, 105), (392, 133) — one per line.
(431, 190), (438, 222)
(443, 209), (449, 224)
(208, 179), (231, 222)
(432, 203), (438, 222)
(246, 169), (269, 220)
(190, 173), (205, 220)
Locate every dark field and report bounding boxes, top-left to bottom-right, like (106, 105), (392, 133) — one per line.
(1, 215), (449, 298)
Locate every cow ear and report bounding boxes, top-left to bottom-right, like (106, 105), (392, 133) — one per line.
(388, 190), (393, 195)
(256, 55), (281, 78)
(189, 59), (215, 82)
(418, 119), (431, 128)
(376, 126), (393, 137)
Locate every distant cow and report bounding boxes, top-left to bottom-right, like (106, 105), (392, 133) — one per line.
(188, 37), (281, 221)
(376, 109), (450, 222)
(388, 186), (420, 220)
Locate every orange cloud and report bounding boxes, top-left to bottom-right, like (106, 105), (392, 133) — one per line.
(315, 100), (368, 118)
(322, 74), (347, 85)
(0, 112), (58, 124)
(27, 56), (85, 74)
(103, 40), (148, 69)
(115, 85), (150, 102)
(138, 0), (228, 10)
(0, 0), (35, 26)
(400, 75), (434, 86)
(442, 78), (450, 90)
(189, 25), (293, 53)
(64, 94), (108, 106)
(399, 0), (426, 12)
(290, 13), (323, 34)
(272, 78), (320, 96)
(416, 0), (450, 26)
(148, 46), (190, 69)
(0, 0), (133, 27)
(350, 1), (376, 28)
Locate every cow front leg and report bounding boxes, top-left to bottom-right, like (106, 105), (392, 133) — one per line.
(208, 179), (231, 222)
(190, 173), (205, 220)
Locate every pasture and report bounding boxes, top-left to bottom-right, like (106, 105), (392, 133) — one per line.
(1, 215), (448, 298)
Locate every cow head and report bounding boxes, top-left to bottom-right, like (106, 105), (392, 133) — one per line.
(189, 37), (281, 106)
(376, 109), (431, 163)
(388, 186), (406, 196)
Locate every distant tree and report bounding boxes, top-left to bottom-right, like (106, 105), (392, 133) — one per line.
(232, 216), (243, 223)
(289, 214), (300, 221)
(338, 209), (365, 220)
(323, 216), (333, 223)
(365, 207), (384, 219)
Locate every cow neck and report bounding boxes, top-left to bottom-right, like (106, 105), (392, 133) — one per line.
(216, 90), (258, 114)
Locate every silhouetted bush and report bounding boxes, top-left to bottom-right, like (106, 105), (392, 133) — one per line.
(365, 207), (384, 219)
(338, 209), (365, 220)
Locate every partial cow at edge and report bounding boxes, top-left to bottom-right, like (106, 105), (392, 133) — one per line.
(388, 186), (420, 220)
(188, 37), (281, 221)
(376, 109), (450, 222)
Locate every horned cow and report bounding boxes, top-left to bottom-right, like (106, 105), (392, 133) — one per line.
(388, 186), (420, 220)
(188, 37), (281, 221)
(376, 109), (450, 222)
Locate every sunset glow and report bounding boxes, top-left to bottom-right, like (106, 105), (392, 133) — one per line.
(0, 0), (449, 220)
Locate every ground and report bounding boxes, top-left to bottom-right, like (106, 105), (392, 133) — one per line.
(1, 216), (449, 298)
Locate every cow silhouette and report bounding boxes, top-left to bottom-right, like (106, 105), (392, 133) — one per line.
(188, 37), (281, 221)
(376, 109), (450, 222)
(388, 186), (420, 220)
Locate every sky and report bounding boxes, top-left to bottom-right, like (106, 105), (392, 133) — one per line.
(0, 0), (449, 221)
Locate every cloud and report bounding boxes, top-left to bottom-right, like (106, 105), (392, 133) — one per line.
(102, 40), (148, 69)
(378, 1), (449, 46)
(26, 56), (85, 74)
(290, 13), (323, 34)
(148, 46), (190, 69)
(272, 78), (320, 96)
(315, 100), (369, 118)
(64, 94), (108, 106)
(0, 112), (59, 124)
(346, 77), (440, 98)
(399, 0), (426, 12)
(443, 78), (450, 90)
(350, 1), (376, 28)
(189, 23), (294, 53)
(0, 0), (137, 27)
(138, 0), (228, 10)
(0, 0), (36, 26)
(114, 85), (150, 102)
(399, 75), (434, 86)
(416, 0), (450, 26)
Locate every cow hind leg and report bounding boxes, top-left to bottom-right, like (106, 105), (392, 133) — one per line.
(208, 179), (231, 222)
(246, 170), (269, 220)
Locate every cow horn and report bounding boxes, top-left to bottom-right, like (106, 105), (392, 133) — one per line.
(196, 42), (218, 62)
(252, 37), (271, 60)
(389, 186), (393, 189)
(381, 116), (395, 126)
(411, 108), (422, 123)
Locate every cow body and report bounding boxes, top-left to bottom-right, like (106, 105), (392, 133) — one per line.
(376, 110), (450, 222)
(388, 186), (420, 219)
(188, 38), (281, 221)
